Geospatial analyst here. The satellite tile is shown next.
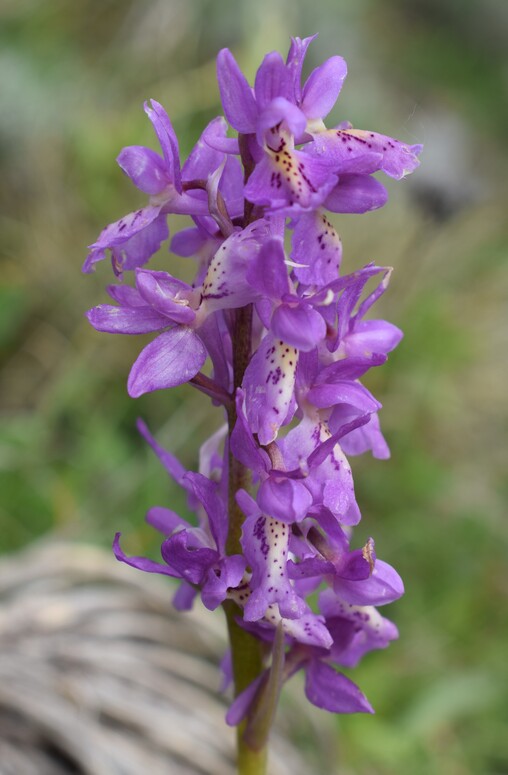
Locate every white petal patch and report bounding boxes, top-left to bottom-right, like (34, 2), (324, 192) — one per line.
(243, 515), (306, 621)
(244, 336), (299, 445)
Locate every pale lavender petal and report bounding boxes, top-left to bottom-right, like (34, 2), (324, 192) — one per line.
(325, 174), (388, 213)
(291, 210), (342, 286)
(271, 303), (326, 351)
(117, 145), (170, 195)
(310, 127), (422, 180)
(200, 220), (271, 312)
(279, 610), (333, 649)
(305, 661), (374, 713)
(301, 56), (347, 119)
(127, 327), (207, 397)
(216, 48), (258, 134)
(242, 514), (306, 621)
(86, 304), (168, 334)
(243, 335), (298, 446)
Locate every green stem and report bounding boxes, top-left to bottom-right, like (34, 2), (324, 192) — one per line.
(223, 302), (268, 775)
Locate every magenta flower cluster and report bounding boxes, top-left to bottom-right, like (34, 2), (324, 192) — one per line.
(85, 36), (421, 720)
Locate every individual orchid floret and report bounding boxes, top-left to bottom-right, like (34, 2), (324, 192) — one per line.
(237, 491), (307, 622)
(83, 105), (226, 275)
(248, 238), (327, 351)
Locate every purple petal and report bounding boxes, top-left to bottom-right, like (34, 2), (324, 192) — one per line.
(184, 471), (226, 553)
(170, 226), (209, 257)
(127, 327), (207, 397)
(161, 530), (218, 584)
(117, 146), (170, 195)
(257, 475), (313, 524)
(230, 390), (271, 474)
(285, 35), (317, 103)
(325, 174), (388, 213)
(216, 49), (258, 134)
(144, 99), (181, 191)
(86, 304), (169, 334)
(135, 269), (196, 324)
(136, 418), (188, 486)
(172, 581), (198, 611)
(112, 214), (170, 272)
(113, 532), (180, 577)
(246, 238), (289, 299)
(304, 661), (374, 714)
(344, 320), (403, 358)
(332, 409), (390, 459)
(226, 673), (266, 726)
(254, 51), (291, 109)
(182, 117), (226, 182)
(291, 210), (342, 286)
(83, 206), (164, 273)
(307, 380), (380, 412)
(336, 559), (404, 606)
(106, 283), (146, 307)
(256, 98), (307, 144)
(145, 506), (188, 535)
(301, 56), (347, 120)
(271, 303), (326, 351)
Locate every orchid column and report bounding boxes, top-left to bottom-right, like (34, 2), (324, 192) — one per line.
(84, 35), (421, 775)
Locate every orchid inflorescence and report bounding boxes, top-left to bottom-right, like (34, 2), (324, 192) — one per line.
(84, 34), (421, 761)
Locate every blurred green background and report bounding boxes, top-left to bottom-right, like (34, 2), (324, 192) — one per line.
(1, 1), (507, 773)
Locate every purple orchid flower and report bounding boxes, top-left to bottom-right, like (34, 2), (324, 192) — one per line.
(84, 35), (421, 741)
(83, 106), (227, 275)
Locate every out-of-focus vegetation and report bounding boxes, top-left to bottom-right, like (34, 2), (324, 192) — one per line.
(1, 1), (507, 773)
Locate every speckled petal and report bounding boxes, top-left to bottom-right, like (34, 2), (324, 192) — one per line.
(242, 514), (306, 621)
(291, 210), (342, 285)
(243, 335), (298, 445)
